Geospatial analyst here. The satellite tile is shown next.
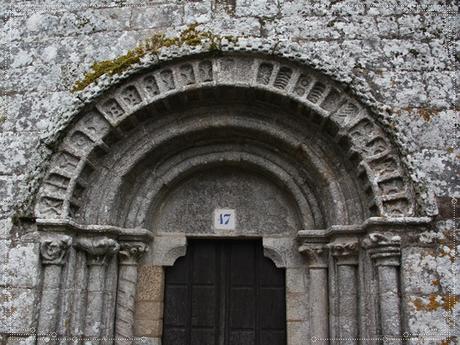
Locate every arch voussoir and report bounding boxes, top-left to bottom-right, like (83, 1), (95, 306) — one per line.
(35, 52), (415, 221)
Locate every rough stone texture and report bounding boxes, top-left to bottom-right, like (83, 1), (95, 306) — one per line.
(134, 266), (164, 338)
(0, 0), (458, 344)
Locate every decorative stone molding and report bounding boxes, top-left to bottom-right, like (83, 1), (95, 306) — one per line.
(36, 218), (153, 242)
(150, 236), (187, 266)
(362, 232), (401, 247)
(72, 237), (120, 344)
(362, 232), (403, 344)
(37, 235), (72, 345)
(328, 239), (360, 343)
(299, 242), (329, 343)
(328, 239), (359, 264)
(115, 242), (149, 345)
(362, 232), (401, 266)
(119, 242), (149, 265)
(40, 236), (72, 265)
(75, 237), (120, 265)
(34, 53), (415, 222)
(262, 237), (292, 268)
(298, 243), (328, 268)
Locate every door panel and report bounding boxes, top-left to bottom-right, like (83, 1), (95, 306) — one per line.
(163, 240), (286, 345)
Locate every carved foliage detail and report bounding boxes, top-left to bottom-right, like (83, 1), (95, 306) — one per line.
(160, 69), (175, 90)
(55, 151), (79, 171)
(69, 131), (95, 152)
(180, 64), (195, 85)
(307, 82), (326, 103)
(101, 99), (125, 120)
(38, 197), (64, 217)
(362, 232), (401, 264)
(80, 113), (111, 138)
(349, 119), (375, 147)
(299, 243), (328, 267)
(333, 101), (360, 124)
(143, 75), (160, 96)
(43, 173), (70, 195)
(365, 137), (388, 156)
(294, 74), (311, 96)
(362, 232), (401, 249)
(383, 198), (410, 216)
(256, 63), (273, 85)
(378, 177), (405, 195)
(321, 88), (342, 111)
(40, 236), (72, 265)
(198, 60), (213, 82)
(119, 242), (149, 264)
(273, 67), (293, 89)
(369, 156), (399, 177)
(121, 85), (142, 107)
(327, 240), (359, 257)
(75, 237), (120, 265)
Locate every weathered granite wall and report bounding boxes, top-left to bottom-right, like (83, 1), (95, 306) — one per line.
(0, 0), (458, 344)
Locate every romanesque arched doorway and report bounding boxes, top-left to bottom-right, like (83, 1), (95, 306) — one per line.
(31, 50), (428, 345)
(163, 240), (286, 345)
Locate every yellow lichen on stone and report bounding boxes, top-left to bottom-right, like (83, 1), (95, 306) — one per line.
(439, 336), (455, 345)
(413, 294), (460, 312)
(72, 24), (239, 92)
(431, 279), (440, 286)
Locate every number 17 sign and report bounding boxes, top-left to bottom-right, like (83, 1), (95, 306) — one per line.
(214, 209), (236, 230)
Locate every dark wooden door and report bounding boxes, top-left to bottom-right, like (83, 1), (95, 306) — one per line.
(163, 240), (287, 345)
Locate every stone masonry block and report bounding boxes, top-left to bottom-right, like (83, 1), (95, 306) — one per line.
(0, 287), (37, 334)
(131, 5), (184, 30)
(136, 265), (164, 302)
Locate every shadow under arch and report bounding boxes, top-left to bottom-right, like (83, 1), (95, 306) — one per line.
(29, 50), (432, 345)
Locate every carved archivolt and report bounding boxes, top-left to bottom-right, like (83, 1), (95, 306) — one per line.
(35, 53), (414, 223)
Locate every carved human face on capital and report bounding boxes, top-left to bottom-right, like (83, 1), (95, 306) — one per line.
(45, 240), (62, 259)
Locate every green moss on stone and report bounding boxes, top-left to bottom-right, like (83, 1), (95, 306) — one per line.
(72, 24), (240, 92)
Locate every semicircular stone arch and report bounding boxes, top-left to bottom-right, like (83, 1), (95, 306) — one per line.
(35, 52), (415, 224)
(31, 51), (428, 345)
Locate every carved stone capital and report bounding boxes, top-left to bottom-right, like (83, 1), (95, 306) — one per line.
(362, 232), (401, 266)
(298, 243), (329, 268)
(119, 242), (149, 265)
(327, 240), (359, 265)
(75, 237), (120, 265)
(362, 232), (401, 248)
(40, 236), (72, 265)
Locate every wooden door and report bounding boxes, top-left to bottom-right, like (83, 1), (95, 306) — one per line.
(163, 240), (287, 345)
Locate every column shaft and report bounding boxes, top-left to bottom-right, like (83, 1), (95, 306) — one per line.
(337, 265), (358, 345)
(37, 265), (63, 345)
(377, 265), (401, 345)
(309, 268), (329, 344)
(37, 236), (71, 345)
(299, 243), (329, 345)
(328, 240), (359, 345)
(115, 265), (138, 345)
(75, 237), (119, 345)
(84, 265), (106, 345)
(363, 233), (402, 345)
(114, 242), (149, 345)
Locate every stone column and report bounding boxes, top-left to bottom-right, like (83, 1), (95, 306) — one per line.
(363, 233), (402, 345)
(75, 237), (119, 345)
(299, 243), (329, 345)
(115, 242), (149, 345)
(328, 240), (359, 345)
(37, 236), (72, 345)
